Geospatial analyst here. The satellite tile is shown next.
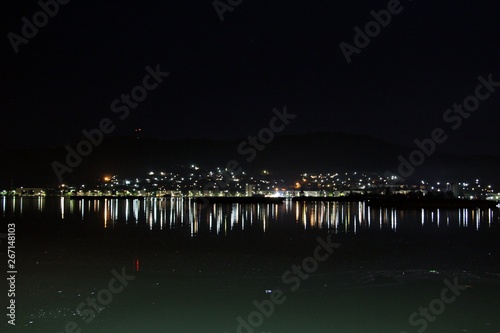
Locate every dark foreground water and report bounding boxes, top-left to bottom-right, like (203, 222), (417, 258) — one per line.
(1, 197), (500, 333)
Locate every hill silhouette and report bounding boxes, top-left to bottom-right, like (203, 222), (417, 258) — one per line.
(1, 132), (499, 188)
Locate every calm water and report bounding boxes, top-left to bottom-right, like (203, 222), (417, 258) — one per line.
(2, 197), (500, 333)
(2, 196), (499, 235)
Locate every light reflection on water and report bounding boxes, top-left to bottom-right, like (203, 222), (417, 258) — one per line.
(1, 197), (499, 235)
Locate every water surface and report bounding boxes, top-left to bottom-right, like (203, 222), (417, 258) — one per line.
(2, 197), (500, 333)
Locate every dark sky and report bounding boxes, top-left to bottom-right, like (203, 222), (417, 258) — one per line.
(1, 0), (500, 156)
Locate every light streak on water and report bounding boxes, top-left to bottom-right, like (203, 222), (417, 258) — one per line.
(0, 197), (499, 236)
(60, 197), (64, 220)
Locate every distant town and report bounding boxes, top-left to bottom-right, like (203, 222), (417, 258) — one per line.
(3, 164), (500, 202)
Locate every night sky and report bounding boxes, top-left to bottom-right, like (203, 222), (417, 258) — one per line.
(2, 0), (500, 156)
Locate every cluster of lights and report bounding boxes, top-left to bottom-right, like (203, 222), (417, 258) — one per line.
(4, 165), (498, 199)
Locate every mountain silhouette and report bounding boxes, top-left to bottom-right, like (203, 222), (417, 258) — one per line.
(1, 132), (499, 189)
